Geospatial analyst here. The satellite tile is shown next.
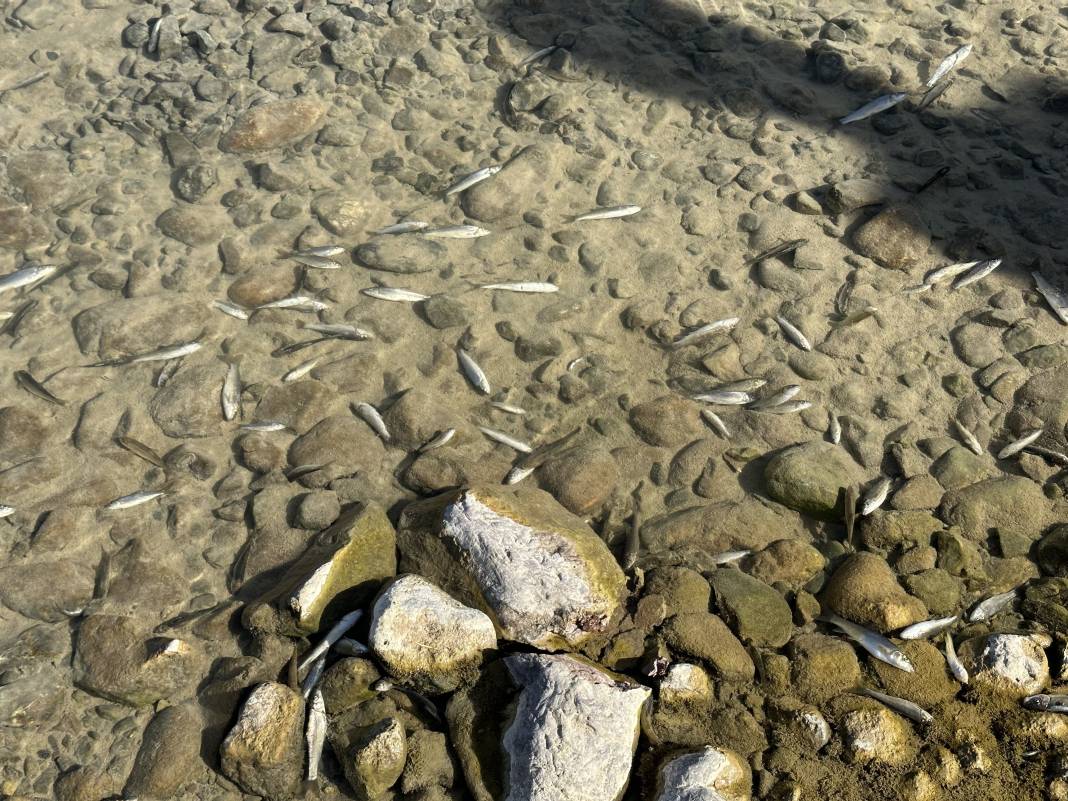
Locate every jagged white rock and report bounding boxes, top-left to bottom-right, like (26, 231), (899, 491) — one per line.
(653, 746), (752, 801)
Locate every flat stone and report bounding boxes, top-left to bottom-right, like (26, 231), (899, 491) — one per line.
(841, 706), (916, 765)
(220, 98), (326, 152)
(629, 395), (704, 447)
(535, 445), (619, 515)
(369, 574), (496, 694)
(156, 205), (224, 246)
(789, 633), (862, 705)
(150, 364), (225, 438)
(663, 612), (754, 681)
(939, 476), (1054, 543)
(311, 192), (374, 238)
(0, 559), (93, 622)
(825, 178), (893, 214)
(220, 682), (305, 801)
(228, 263), (300, 307)
(354, 236), (445, 274)
(255, 380), (337, 430)
(72, 295), (211, 359)
(746, 539), (826, 589)
(822, 552), (928, 632)
(460, 146), (552, 223)
(959, 634), (1050, 697)
(0, 203), (50, 249)
(124, 704), (203, 798)
(764, 442), (865, 521)
(852, 205), (930, 270)
(709, 569), (793, 647)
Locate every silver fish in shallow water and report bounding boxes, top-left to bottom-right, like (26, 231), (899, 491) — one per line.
(839, 92), (908, 124)
(222, 363), (240, 421)
(945, 632), (969, 684)
(1033, 272), (1068, 325)
(0, 264), (56, 295)
(1023, 694), (1068, 713)
(290, 253), (343, 270)
(373, 221), (429, 235)
(106, 490), (165, 510)
(711, 549), (750, 564)
(967, 588), (1017, 622)
(240, 421), (288, 433)
(299, 609), (363, 672)
(923, 260), (978, 287)
(458, 349), (491, 394)
(423, 224), (490, 239)
(714, 378), (766, 394)
(860, 476), (892, 516)
(572, 205), (642, 221)
(419, 428), (455, 452)
(0, 505), (15, 520)
(829, 413), (842, 444)
(757, 400), (812, 414)
(306, 687), (327, 782)
(490, 401), (526, 415)
(821, 612), (914, 672)
(858, 688), (933, 724)
(334, 637), (369, 657)
(301, 654), (326, 699)
(997, 428), (1043, 459)
(15, 370), (65, 405)
(672, 317), (740, 349)
(480, 282), (558, 293)
(748, 385), (801, 410)
(294, 245), (345, 258)
(479, 426), (532, 453)
(445, 165), (501, 196)
(504, 464), (535, 485)
(952, 418), (982, 455)
(213, 300), (250, 320)
(95, 341), (201, 367)
(701, 409), (730, 439)
(926, 43), (973, 88)
(304, 322), (374, 340)
(775, 316), (811, 351)
(899, 615), (958, 640)
(362, 287), (429, 302)
(952, 258), (1002, 289)
(354, 402), (390, 442)
(258, 295), (329, 312)
(283, 359), (319, 383)
(692, 390), (753, 405)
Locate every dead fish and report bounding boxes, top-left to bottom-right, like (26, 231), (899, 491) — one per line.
(745, 238), (807, 267)
(458, 349), (491, 394)
(504, 465), (535, 485)
(517, 44), (558, 67)
(714, 378), (767, 393)
(515, 427), (582, 470)
(0, 299), (37, 336)
(490, 401), (526, 415)
(952, 418), (983, 455)
(373, 221), (429, 235)
(240, 421), (289, 433)
(299, 609), (364, 672)
(222, 363), (241, 421)
(105, 490), (165, 511)
(334, 638), (369, 657)
(967, 588), (1017, 622)
(419, 428), (455, 452)
(747, 385), (801, 410)
(286, 463), (326, 480)
(899, 615), (958, 640)
(293, 245), (345, 258)
(945, 632), (969, 684)
(860, 476), (891, 516)
(830, 306), (878, 329)
(671, 317), (740, 349)
(1024, 445), (1068, 466)
(362, 287), (429, 302)
(997, 428), (1043, 459)
(572, 205), (642, 222)
(692, 390), (753, 405)
(843, 485), (858, 546)
(923, 260), (978, 287)
(257, 295), (329, 312)
(701, 409), (730, 439)
(305, 687), (327, 782)
(0, 505), (14, 520)
(622, 481), (643, 572)
(372, 681), (442, 724)
(857, 688), (933, 724)
(952, 258), (1002, 289)
(283, 358), (319, 383)
(757, 400), (812, 414)
(711, 549), (750, 565)
(478, 426), (532, 454)
(14, 371), (65, 405)
(829, 413), (842, 444)
(445, 165), (502, 196)
(0, 264), (56, 295)
(213, 300), (250, 320)
(290, 253), (343, 270)
(926, 43), (973, 88)
(914, 166), (950, 195)
(821, 612), (914, 672)
(304, 322), (373, 340)
(839, 92), (908, 125)
(272, 338), (330, 357)
(1033, 272), (1068, 325)
(422, 224), (490, 239)
(775, 316), (811, 351)
(1023, 694), (1068, 713)
(92, 341), (202, 367)
(916, 75), (955, 112)
(300, 653), (327, 699)
(479, 282), (558, 293)
(353, 402), (390, 442)
(155, 359), (182, 388)
(115, 436), (165, 468)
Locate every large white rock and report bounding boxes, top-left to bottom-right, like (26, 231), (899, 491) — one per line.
(653, 746), (752, 801)
(219, 682), (305, 801)
(502, 654), (650, 801)
(961, 634), (1050, 697)
(840, 707), (915, 766)
(369, 574), (496, 694)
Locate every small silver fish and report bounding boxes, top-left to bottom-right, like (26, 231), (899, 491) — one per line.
(504, 465), (535, 485)
(967, 588), (1017, 622)
(458, 349), (491, 394)
(775, 316), (812, 351)
(945, 632), (969, 684)
(213, 300), (250, 320)
(997, 427), (1043, 459)
(671, 317), (740, 349)
(899, 615), (958, 640)
(923, 260), (979, 286)
(286, 464), (326, 481)
(916, 75), (955, 112)
(759, 400), (812, 414)
(710, 549), (750, 565)
(105, 490), (165, 511)
(334, 638), (369, 657)
(115, 437), (163, 470)
(283, 359), (319, 383)
(860, 476), (892, 516)
(839, 92), (908, 125)
(305, 687), (327, 782)
(952, 418), (982, 455)
(419, 428), (456, 452)
(1023, 694), (1068, 713)
(821, 612), (914, 672)
(258, 295), (329, 312)
(445, 165), (502, 196)
(0, 264), (56, 295)
(0, 505), (15, 520)
(479, 426), (532, 453)
(747, 385), (801, 410)
(692, 390), (753, 405)
(121, 342), (202, 365)
(490, 401), (527, 415)
(572, 205), (642, 221)
(373, 221), (429, 235)
(423, 224), (491, 239)
(714, 378), (767, 393)
(518, 44), (557, 67)
(858, 688), (933, 724)
(701, 409), (730, 439)
(222, 363), (241, 421)
(299, 609), (363, 672)
(362, 287), (429, 302)
(926, 43), (973, 88)
(301, 654), (326, 700)
(829, 413), (842, 444)
(1025, 445), (1068, 466)
(294, 245), (345, 258)
(479, 282), (558, 293)
(952, 258), (1002, 289)
(155, 358), (182, 387)
(354, 402), (390, 442)
(240, 421), (288, 433)
(290, 253), (343, 270)
(304, 323), (374, 340)
(1033, 272), (1068, 325)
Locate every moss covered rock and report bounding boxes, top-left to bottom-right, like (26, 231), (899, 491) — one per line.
(764, 442), (864, 520)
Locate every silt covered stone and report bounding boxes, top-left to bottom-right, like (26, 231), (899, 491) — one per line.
(219, 682), (305, 801)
